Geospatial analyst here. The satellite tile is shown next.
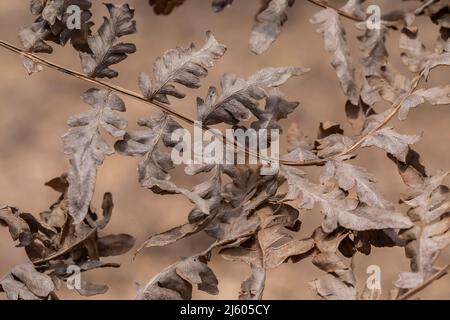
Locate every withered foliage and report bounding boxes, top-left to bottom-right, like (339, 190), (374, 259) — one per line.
(1, 0), (449, 300)
(0, 175), (135, 299)
(19, 0), (93, 53)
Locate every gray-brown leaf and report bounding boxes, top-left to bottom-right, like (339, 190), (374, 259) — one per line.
(311, 8), (359, 105)
(63, 88), (127, 223)
(139, 31), (226, 104)
(80, 3), (136, 78)
(250, 0), (295, 55)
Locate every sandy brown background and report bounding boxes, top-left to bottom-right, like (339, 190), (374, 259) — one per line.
(0, 0), (448, 299)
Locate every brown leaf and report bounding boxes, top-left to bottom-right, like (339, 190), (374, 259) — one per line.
(212, 0), (234, 12)
(310, 228), (358, 300)
(395, 172), (450, 289)
(137, 256), (218, 300)
(399, 85), (450, 120)
(64, 89), (127, 223)
(310, 274), (357, 300)
(198, 67), (308, 126)
(282, 166), (412, 233)
(80, 3), (136, 78)
(361, 110), (421, 161)
(0, 207), (33, 246)
(21, 56), (43, 75)
(250, 0), (295, 55)
(362, 127), (421, 162)
(97, 234), (135, 257)
(18, 0), (93, 54)
(76, 281), (108, 296)
(345, 100), (375, 134)
(45, 174), (69, 194)
(149, 0), (187, 15)
(321, 160), (393, 209)
(0, 263), (55, 300)
(139, 31), (226, 104)
(310, 8), (359, 105)
(316, 134), (354, 158)
(239, 266), (265, 300)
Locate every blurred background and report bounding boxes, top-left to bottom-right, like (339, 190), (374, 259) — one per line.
(0, 0), (448, 300)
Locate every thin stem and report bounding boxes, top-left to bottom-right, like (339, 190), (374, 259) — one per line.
(0, 40), (194, 125)
(398, 264), (450, 300)
(306, 0), (423, 28)
(306, 0), (365, 22)
(0, 39), (269, 163)
(339, 75), (421, 154)
(0, 39), (420, 167)
(282, 74), (422, 166)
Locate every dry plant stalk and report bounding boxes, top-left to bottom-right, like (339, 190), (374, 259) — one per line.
(0, 0), (449, 300)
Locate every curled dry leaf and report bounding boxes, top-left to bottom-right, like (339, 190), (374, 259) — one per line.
(358, 24), (389, 107)
(399, 85), (450, 120)
(310, 8), (359, 105)
(321, 159), (393, 209)
(148, 0), (187, 15)
(116, 112), (221, 221)
(212, 0), (234, 12)
(316, 133), (354, 159)
(137, 167), (221, 252)
(19, 0), (93, 54)
(220, 204), (314, 299)
(64, 88), (127, 223)
(139, 31), (226, 104)
(340, 0), (366, 20)
(421, 52), (450, 78)
(362, 127), (421, 162)
(97, 234), (136, 257)
(239, 265), (266, 300)
(6, 0), (450, 302)
(395, 171), (450, 289)
(137, 256), (218, 300)
(0, 176), (134, 300)
(198, 67), (308, 125)
(21, 56), (43, 75)
(310, 273), (357, 300)
(309, 228), (357, 300)
(115, 112), (182, 193)
(281, 165), (412, 233)
(0, 207), (34, 247)
(250, 0), (295, 55)
(250, 93), (299, 134)
(137, 165), (313, 300)
(80, 3), (136, 78)
(360, 110), (421, 162)
(400, 28), (429, 73)
(0, 263), (55, 300)
(345, 100), (375, 134)
(76, 281), (108, 296)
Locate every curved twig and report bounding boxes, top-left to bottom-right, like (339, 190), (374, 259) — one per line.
(306, 0), (365, 22)
(306, 0), (431, 28)
(282, 74), (423, 166)
(0, 39), (422, 168)
(398, 263), (450, 300)
(0, 40), (276, 163)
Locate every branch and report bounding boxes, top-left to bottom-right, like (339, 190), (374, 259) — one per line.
(398, 263), (450, 300)
(0, 40), (194, 125)
(0, 40), (277, 163)
(306, 0), (365, 22)
(0, 39), (421, 168)
(282, 74), (422, 166)
(306, 0), (428, 27)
